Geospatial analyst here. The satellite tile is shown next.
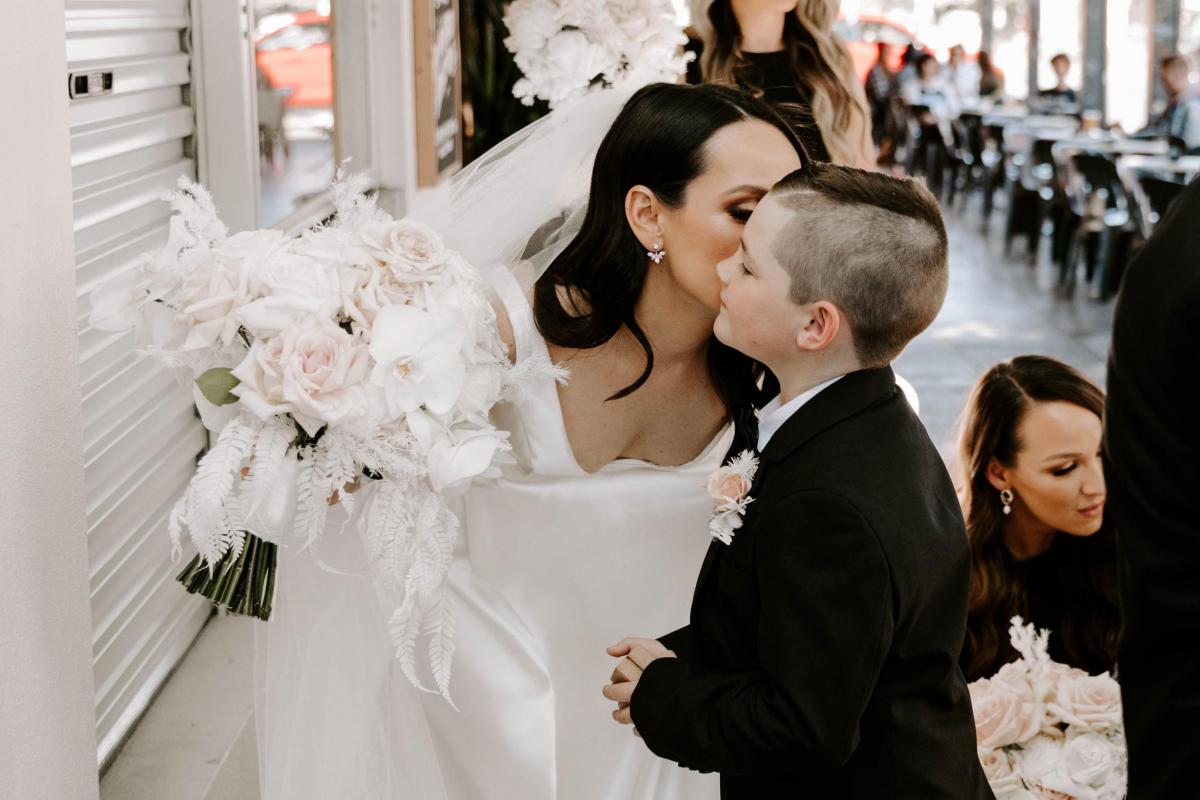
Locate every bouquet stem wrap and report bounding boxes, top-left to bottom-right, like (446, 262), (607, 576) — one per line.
(177, 532), (277, 619)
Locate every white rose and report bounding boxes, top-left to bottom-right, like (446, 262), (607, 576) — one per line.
(176, 228), (286, 349)
(369, 304), (467, 419)
(237, 250), (344, 338)
(505, 0), (561, 53)
(1015, 736), (1065, 784)
(345, 263), (418, 332)
(980, 747), (1017, 783)
(232, 335), (294, 420)
(1052, 674), (1123, 732)
(233, 319), (370, 436)
(1057, 732), (1122, 789)
(361, 219), (447, 281)
(546, 30), (603, 87)
(971, 679), (1044, 750)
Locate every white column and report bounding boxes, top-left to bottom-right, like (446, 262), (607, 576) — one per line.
(0, 4), (101, 799)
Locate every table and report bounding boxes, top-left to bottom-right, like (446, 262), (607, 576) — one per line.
(1118, 154), (1200, 182)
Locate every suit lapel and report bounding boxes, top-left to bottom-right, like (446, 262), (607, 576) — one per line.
(760, 367), (900, 465)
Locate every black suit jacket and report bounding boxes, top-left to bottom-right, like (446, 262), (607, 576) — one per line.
(1104, 177), (1200, 798)
(631, 367), (991, 799)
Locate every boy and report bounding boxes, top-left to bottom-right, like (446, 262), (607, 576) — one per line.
(603, 164), (991, 799)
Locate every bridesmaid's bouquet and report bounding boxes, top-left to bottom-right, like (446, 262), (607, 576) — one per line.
(90, 174), (550, 699)
(503, 0), (692, 108)
(971, 618), (1127, 799)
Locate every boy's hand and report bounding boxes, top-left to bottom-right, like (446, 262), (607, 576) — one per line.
(603, 638), (675, 728)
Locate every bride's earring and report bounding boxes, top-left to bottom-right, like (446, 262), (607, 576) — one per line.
(1000, 488), (1015, 516)
(647, 240), (665, 264)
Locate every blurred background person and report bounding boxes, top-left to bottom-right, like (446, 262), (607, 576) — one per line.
(687, 0), (875, 168)
(1035, 53), (1079, 113)
(977, 50), (1005, 99)
(1133, 54), (1200, 153)
(957, 356), (1119, 682)
(864, 41), (900, 154)
(902, 52), (957, 195)
(1105, 174), (1200, 798)
(944, 43), (980, 107)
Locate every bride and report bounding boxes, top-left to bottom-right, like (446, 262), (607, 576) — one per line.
(255, 82), (810, 799)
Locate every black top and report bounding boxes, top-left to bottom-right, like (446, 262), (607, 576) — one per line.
(964, 534), (1117, 682)
(1104, 177), (1200, 797)
(685, 38), (831, 163)
(632, 367), (991, 800)
(1036, 86), (1078, 111)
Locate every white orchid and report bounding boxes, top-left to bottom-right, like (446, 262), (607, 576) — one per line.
(369, 304), (467, 419)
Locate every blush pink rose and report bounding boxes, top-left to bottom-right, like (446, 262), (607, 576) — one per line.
(971, 679), (1043, 750)
(706, 467), (751, 503)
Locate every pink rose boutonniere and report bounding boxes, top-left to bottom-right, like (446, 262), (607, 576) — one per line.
(705, 449), (759, 545)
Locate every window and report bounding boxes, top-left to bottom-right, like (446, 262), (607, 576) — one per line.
(252, 0), (337, 226)
(1107, 0), (1152, 130)
(1183, 0), (1200, 73)
(1037, 0), (1084, 96)
(992, 0), (1030, 99)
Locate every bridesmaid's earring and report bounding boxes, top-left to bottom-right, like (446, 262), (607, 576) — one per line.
(647, 240), (665, 264)
(1000, 488), (1014, 516)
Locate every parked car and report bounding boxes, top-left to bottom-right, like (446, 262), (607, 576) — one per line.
(254, 11), (332, 107)
(836, 15), (918, 83)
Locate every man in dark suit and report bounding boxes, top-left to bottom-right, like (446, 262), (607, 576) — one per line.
(1104, 176), (1200, 797)
(603, 164), (990, 798)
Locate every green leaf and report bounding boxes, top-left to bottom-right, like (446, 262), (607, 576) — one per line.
(196, 367), (241, 406)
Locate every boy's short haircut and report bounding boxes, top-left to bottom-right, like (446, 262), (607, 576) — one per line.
(1051, 53), (1071, 68)
(769, 163), (949, 367)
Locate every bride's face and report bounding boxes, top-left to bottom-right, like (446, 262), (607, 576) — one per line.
(658, 120), (803, 314)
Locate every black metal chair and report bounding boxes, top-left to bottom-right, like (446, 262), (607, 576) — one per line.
(1004, 137), (1062, 261)
(1138, 175), (1186, 228)
(1059, 151), (1139, 298)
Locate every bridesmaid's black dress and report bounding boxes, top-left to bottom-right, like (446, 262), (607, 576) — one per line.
(685, 39), (831, 163)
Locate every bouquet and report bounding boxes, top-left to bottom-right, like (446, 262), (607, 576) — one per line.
(90, 174), (551, 700)
(971, 618), (1127, 799)
(503, 0), (692, 108)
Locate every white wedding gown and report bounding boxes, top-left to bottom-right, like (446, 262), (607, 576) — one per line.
(255, 264), (723, 799)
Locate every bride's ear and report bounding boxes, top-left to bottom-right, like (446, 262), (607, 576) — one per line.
(625, 185), (663, 251)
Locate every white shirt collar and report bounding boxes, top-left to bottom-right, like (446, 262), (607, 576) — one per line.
(756, 375), (845, 452)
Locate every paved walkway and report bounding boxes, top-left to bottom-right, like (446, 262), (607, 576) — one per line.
(895, 196), (1115, 461)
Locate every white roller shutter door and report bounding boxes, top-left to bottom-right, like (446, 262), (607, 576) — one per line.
(66, 0), (211, 767)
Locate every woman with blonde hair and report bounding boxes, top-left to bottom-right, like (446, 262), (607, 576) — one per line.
(687, 0), (876, 169)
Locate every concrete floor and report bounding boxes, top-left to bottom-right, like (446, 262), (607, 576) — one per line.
(98, 193), (1116, 799)
(896, 195), (1113, 464)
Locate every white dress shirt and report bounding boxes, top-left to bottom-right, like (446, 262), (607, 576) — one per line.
(756, 375), (845, 452)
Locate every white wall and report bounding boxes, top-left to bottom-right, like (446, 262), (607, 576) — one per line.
(0, 5), (101, 799)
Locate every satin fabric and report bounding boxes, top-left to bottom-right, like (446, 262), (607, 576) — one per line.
(255, 266), (723, 798)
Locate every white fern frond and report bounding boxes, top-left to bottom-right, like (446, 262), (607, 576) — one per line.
(185, 416), (260, 563)
(424, 592), (457, 707)
(166, 177), (228, 244)
(236, 416), (294, 533)
(502, 352), (569, 401)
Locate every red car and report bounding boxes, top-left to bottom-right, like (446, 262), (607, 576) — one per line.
(254, 11), (332, 107)
(836, 15), (918, 84)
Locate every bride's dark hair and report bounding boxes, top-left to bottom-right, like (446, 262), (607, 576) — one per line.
(533, 82), (810, 413)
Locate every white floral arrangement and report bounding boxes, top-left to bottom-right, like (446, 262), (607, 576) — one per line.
(90, 174), (554, 702)
(705, 449), (758, 545)
(971, 617), (1127, 800)
(503, 0), (693, 109)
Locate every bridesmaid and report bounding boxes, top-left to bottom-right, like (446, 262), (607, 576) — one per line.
(957, 356), (1119, 681)
(686, 0), (875, 168)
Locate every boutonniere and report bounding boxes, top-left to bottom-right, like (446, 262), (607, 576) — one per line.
(705, 450), (759, 545)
